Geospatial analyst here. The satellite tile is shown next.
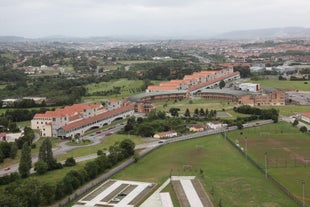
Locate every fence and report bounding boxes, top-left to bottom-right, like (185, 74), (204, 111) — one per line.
(221, 132), (306, 207)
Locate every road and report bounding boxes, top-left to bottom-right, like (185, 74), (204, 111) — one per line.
(0, 124), (124, 176)
(0, 119), (274, 176)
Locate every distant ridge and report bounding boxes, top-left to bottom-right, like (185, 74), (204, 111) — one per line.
(0, 36), (28, 42)
(1, 27), (310, 42)
(216, 27), (310, 39)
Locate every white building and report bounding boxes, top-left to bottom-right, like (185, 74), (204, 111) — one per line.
(239, 83), (260, 92)
(207, 121), (222, 130)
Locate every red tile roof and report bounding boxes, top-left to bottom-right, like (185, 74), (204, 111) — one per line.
(60, 104), (134, 131)
(302, 112), (310, 118)
(34, 103), (102, 119)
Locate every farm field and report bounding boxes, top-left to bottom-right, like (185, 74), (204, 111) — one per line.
(227, 121), (310, 205)
(114, 134), (298, 206)
(253, 79), (310, 91)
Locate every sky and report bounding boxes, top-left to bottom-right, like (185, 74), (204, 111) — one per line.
(0, 0), (310, 38)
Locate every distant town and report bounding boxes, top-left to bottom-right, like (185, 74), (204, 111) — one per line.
(0, 35), (309, 207)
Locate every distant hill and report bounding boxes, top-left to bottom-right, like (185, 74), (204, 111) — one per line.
(216, 27), (310, 39)
(0, 36), (28, 42)
(1, 27), (310, 42)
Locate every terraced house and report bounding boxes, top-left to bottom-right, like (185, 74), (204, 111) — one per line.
(31, 100), (134, 138)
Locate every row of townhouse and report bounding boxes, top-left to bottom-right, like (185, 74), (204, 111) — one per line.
(31, 100), (134, 138)
(146, 68), (240, 93)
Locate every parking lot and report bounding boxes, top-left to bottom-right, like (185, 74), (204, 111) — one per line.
(286, 91), (310, 105)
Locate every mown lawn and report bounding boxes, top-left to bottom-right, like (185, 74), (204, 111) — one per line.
(262, 105), (310, 117)
(155, 98), (234, 114)
(85, 78), (144, 99)
(252, 79), (310, 91)
(114, 134), (298, 206)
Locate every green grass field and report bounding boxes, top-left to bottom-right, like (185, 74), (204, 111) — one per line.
(114, 134), (298, 206)
(253, 79), (310, 91)
(0, 84), (6, 90)
(85, 78), (144, 99)
(227, 121), (310, 205)
(262, 105), (310, 117)
(155, 98), (234, 113)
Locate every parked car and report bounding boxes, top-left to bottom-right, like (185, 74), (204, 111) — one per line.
(4, 167), (10, 171)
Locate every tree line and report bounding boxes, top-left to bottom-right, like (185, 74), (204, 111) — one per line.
(0, 138), (135, 207)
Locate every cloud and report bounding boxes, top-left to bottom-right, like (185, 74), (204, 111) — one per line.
(0, 0), (309, 37)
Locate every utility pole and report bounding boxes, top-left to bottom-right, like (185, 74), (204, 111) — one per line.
(265, 152), (268, 178)
(302, 180), (305, 207)
(245, 137), (248, 160)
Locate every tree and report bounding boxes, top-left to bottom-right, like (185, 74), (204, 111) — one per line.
(169, 108), (180, 117)
(34, 160), (48, 175)
(184, 108), (191, 118)
(5, 178), (42, 207)
(19, 142), (32, 178)
(38, 138), (57, 170)
(54, 181), (65, 200)
(300, 126), (308, 133)
(119, 139), (135, 157)
(64, 157), (76, 167)
(199, 108), (205, 116)
(84, 161), (99, 179)
(292, 119), (299, 126)
(10, 142), (18, 159)
(219, 80), (226, 89)
(194, 108), (199, 116)
(0, 149), (4, 163)
(39, 182), (55, 205)
(95, 154), (111, 171)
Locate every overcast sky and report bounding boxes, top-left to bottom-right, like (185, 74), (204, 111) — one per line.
(1, 0), (310, 38)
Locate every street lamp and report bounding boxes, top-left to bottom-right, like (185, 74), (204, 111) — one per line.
(264, 152), (268, 178)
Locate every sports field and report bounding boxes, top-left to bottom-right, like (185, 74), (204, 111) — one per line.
(252, 79), (310, 91)
(227, 121), (310, 205)
(114, 133), (298, 206)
